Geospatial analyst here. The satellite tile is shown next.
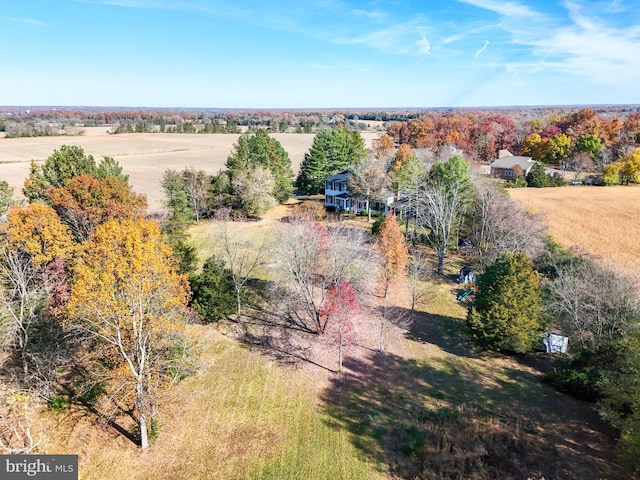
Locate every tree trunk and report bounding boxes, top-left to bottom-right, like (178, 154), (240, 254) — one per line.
(137, 381), (149, 449)
(139, 412), (149, 450)
(438, 250), (445, 275)
(236, 291), (242, 323)
(338, 338), (343, 374)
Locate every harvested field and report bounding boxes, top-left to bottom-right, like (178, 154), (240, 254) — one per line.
(0, 127), (379, 212)
(509, 185), (640, 275)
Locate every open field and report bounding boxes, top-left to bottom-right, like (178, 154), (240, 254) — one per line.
(509, 185), (640, 276)
(0, 127), (380, 212)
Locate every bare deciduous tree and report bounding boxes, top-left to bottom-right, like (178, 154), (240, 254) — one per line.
(0, 390), (43, 454)
(348, 156), (390, 222)
(416, 182), (466, 275)
(272, 220), (376, 334)
(545, 257), (640, 354)
(212, 209), (269, 324)
(565, 152), (594, 182)
(181, 167), (209, 223)
(0, 238), (44, 373)
(469, 178), (548, 268)
(232, 167), (277, 216)
(408, 247), (431, 314)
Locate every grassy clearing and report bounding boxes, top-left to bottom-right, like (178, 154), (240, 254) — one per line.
(509, 185), (640, 275)
(47, 327), (383, 480)
(324, 272), (621, 480)
(36, 210), (626, 480)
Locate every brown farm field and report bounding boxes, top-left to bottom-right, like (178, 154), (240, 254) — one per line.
(509, 185), (640, 275)
(0, 127), (380, 212)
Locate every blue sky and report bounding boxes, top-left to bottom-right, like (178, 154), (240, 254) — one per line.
(2, 0), (639, 108)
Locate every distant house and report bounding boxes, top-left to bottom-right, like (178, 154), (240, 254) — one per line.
(490, 150), (536, 179)
(324, 170), (394, 214)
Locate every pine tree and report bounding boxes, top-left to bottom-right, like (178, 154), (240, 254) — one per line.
(466, 252), (544, 353)
(296, 129), (367, 194)
(226, 129), (294, 203)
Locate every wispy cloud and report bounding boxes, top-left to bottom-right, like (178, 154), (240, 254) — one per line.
(458, 0), (543, 20)
(458, 0), (640, 88)
(333, 17), (432, 56)
(474, 40), (490, 59)
(352, 9), (387, 22)
(416, 33), (431, 55)
(604, 0), (628, 13)
(11, 17), (47, 26)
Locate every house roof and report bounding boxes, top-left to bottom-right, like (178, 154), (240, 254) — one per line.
(325, 170), (350, 182)
(335, 193), (350, 199)
(490, 156), (535, 171)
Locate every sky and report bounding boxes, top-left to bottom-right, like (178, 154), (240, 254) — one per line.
(1, 0), (639, 109)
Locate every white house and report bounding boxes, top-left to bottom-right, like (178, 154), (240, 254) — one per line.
(324, 170), (394, 214)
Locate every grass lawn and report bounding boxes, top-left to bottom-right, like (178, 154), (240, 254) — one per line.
(41, 211), (627, 480)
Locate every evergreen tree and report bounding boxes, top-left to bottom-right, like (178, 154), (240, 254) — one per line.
(23, 146), (130, 203)
(428, 154), (472, 195)
(525, 162), (549, 187)
(189, 255), (236, 322)
(23, 145), (98, 202)
(226, 129), (294, 203)
(161, 170), (197, 273)
(296, 128), (367, 194)
(96, 155), (129, 183)
(466, 252), (544, 353)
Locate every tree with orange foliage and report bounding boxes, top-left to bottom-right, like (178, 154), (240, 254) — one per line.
(391, 143), (415, 173)
(378, 211), (409, 294)
(377, 211), (409, 350)
(0, 204), (73, 381)
(66, 219), (190, 449)
(372, 134), (395, 160)
(47, 174), (147, 241)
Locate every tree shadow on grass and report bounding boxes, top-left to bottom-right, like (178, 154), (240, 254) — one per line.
(403, 307), (479, 359)
(321, 350), (623, 480)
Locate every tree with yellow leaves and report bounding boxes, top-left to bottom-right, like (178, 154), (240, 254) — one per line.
(66, 218), (190, 449)
(603, 148), (640, 185)
(0, 204), (73, 381)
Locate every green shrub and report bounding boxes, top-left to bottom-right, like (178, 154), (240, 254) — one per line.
(371, 216), (384, 235)
(78, 382), (106, 406)
(505, 176), (527, 188)
(49, 395), (69, 410)
(466, 252), (544, 353)
(189, 255), (236, 322)
(542, 369), (600, 402)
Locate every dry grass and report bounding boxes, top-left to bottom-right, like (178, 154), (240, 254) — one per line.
(43, 328), (383, 480)
(509, 185), (640, 275)
(0, 127), (380, 212)
(18, 211), (628, 480)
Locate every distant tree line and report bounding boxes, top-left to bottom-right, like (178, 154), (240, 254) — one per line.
(7, 105), (639, 143)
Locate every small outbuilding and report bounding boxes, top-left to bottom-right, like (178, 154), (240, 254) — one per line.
(542, 332), (569, 354)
